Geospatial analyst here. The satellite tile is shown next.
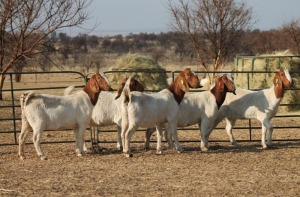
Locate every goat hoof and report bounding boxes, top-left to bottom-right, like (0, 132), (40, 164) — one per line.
(156, 150), (163, 155)
(40, 156), (48, 160)
(77, 153), (83, 157)
(19, 155), (26, 160)
(201, 147), (209, 152)
(125, 153), (133, 158)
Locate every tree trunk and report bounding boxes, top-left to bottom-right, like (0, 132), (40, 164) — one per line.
(0, 73), (6, 100)
(15, 73), (22, 82)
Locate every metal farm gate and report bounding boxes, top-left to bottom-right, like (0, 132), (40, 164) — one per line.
(0, 68), (300, 148)
(0, 71), (87, 146)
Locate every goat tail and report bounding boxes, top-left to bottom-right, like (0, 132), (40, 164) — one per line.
(122, 77), (132, 104)
(64, 86), (75, 96)
(20, 91), (36, 110)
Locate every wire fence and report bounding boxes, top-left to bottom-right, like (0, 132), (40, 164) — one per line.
(0, 69), (299, 147)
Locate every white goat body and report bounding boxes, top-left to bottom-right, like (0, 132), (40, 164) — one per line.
(90, 77), (144, 150)
(122, 89), (182, 157)
(23, 91), (93, 130)
(91, 91), (122, 126)
(126, 90), (178, 128)
(18, 73), (112, 160)
(90, 91), (125, 150)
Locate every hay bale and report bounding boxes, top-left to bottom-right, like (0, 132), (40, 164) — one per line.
(235, 50), (300, 88)
(106, 54), (168, 90)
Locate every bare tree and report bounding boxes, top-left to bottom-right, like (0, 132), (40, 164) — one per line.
(151, 47), (165, 63)
(0, 0), (93, 100)
(80, 51), (104, 74)
(168, 0), (252, 71)
(282, 19), (300, 54)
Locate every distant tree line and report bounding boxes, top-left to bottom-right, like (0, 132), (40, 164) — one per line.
(50, 26), (300, 65)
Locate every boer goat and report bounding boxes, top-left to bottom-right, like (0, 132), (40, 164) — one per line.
(121, 68), (201, 157)
(205, 69), (292, 149)
(19, 73), (113, 160)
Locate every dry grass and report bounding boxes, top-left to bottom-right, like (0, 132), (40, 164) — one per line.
(106, 54), (169, 90)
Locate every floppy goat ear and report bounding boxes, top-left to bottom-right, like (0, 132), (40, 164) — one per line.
(115, 84), (123, 100)
(115, 78), (127, 100)
(273, 73), (282, 86)
(89, 76), (100, 93)
(179, 74), (190, 92)
(215, 76), (224, 91)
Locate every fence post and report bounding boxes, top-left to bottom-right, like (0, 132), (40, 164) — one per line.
(235, 56), (239, 77)
(251, 57), (255, 77)
(9, 74), (18, 144)
(242, 57), (245, 71)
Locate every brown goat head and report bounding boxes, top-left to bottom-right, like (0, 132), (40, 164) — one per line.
(115, 77), (145, 100)
(88, 73), (113, 93)
(83, 73), (113, 105)
(181, 68), (201, 89)
(273, 69), (292, 98)
(215, 73), (236, 95)
(273, 69), (292, 89)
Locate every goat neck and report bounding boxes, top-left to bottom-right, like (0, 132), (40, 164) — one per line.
(168, 73), (188, 105)
(168, 83), (186, 105)
(83, 86), (100, 106)
(210, 87), (226, 109)
(210, 76), (228, 109)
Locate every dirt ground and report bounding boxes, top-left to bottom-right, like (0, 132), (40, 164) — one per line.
(0, 119), (300, 197)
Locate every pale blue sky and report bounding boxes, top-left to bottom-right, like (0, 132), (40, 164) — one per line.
(70, 0), (300, 36)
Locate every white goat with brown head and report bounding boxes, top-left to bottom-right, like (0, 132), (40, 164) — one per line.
(205, 69), (292, 149)
(121, 68), (201, 157)
(19, 73), (113, 160)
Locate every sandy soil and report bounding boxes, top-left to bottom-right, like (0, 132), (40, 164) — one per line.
(0, 123), (299, 196)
